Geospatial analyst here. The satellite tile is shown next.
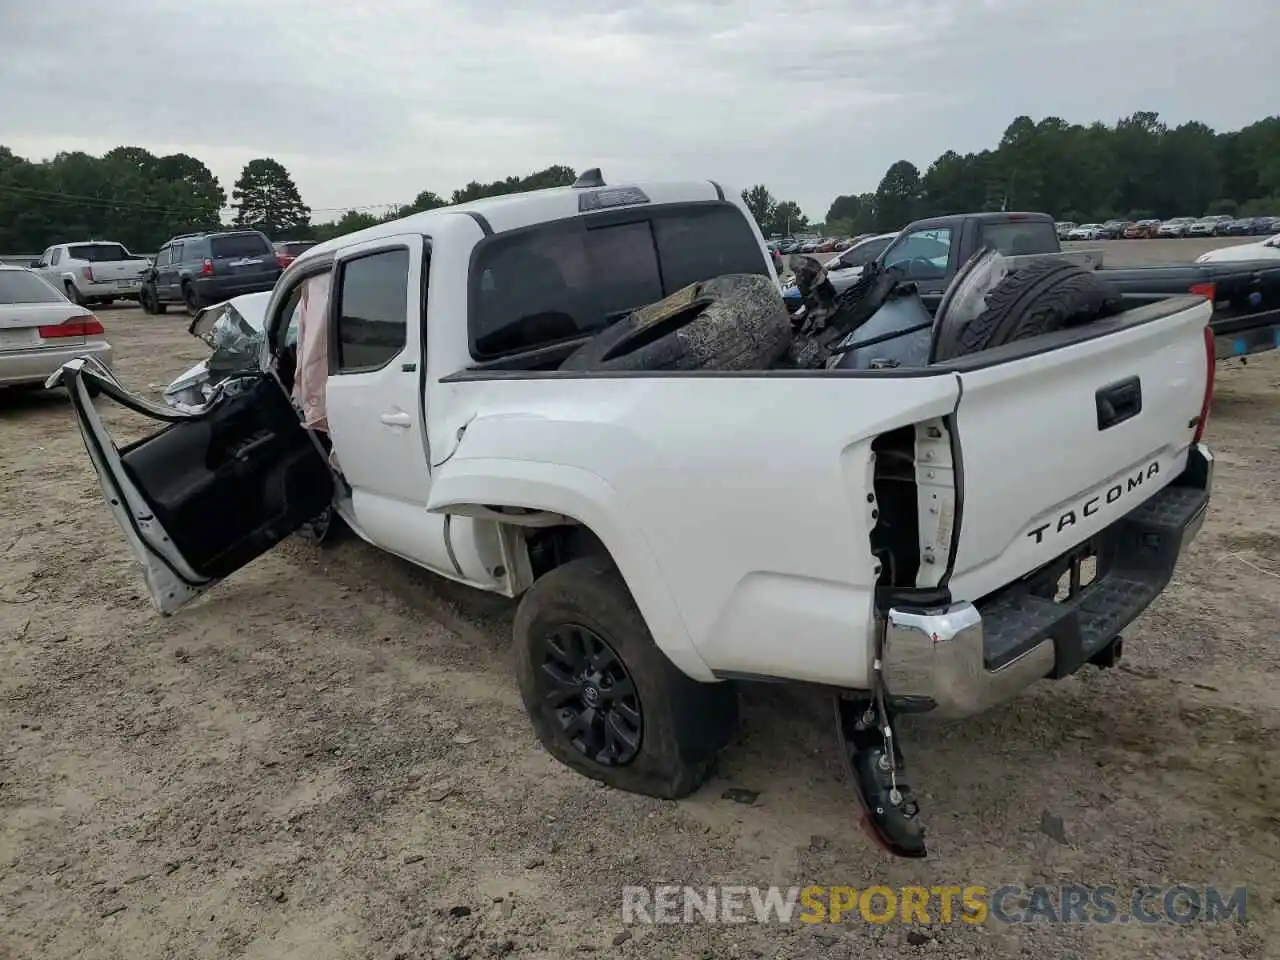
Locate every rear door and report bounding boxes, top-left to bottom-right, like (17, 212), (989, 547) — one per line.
(162, 242), (185, 301)
(48, 358), (333, 614)
(321, 233), (472, 577)
(943, 295), (1212, 602)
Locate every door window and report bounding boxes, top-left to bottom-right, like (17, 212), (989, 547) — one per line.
(836, 235), (893, 269)
(50, 247), (63, 266)
(170, 242), (184, 263)
(883, 227), (953, 280)
(155, 247), (171, 267)
(333, 248), (410, 372)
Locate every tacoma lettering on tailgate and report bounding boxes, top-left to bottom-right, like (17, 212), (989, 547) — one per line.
(1025, 462), (1160, 545)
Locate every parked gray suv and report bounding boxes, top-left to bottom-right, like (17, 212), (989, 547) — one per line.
(140, 229), (281, 315)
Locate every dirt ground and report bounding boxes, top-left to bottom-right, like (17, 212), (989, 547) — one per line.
(2, 295), (1279, 960)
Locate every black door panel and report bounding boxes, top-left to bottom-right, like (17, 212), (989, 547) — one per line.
(119, 375), (333, 579)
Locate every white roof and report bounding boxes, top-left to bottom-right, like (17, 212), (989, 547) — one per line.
(297, 178), (728, 265)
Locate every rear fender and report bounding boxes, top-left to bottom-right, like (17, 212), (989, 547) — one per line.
(425, 456), (715, 682)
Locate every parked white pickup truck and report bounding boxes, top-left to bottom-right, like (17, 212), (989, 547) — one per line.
(51, 175), (1215, 857)
(31, 241), (151, 306)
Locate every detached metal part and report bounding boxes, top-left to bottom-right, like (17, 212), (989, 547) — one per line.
(784, 258), (910, 369)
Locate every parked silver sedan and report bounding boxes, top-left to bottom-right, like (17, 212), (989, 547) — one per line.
(0, 265), (111, 389)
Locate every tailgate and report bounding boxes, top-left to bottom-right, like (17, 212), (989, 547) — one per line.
(946, 295), (1211, 600)
(90, 262), (146, 282)
(210, 235), (276, 277)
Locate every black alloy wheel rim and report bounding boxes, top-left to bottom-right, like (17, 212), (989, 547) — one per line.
(301, 507), (331, 541)
(538, 624), (643, 766)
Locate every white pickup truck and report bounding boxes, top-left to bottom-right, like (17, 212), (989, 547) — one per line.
(51, 175), (1215, 857)
(31, 241), (151, 306)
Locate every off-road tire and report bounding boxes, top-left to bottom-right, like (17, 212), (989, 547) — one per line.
(64, 282), (85, 307)
(560, 274), (791, 372)
(142, 284), (167, 314)
(932, 258), (1122, 362)
(182, 283), (204, 315)
(296, 506), (346, 546)
(514, 556), (738, 798)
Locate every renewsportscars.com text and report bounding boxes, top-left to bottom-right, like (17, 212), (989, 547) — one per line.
(621, 884), (1247, 926)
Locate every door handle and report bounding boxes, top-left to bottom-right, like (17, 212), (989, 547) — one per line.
(1096, 376), (1142, 430)
(379, 411), (412, 428)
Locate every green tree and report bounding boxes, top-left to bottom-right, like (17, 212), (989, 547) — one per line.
(449, 165), (576, 205)
(767, 200), (807, 236)
(231, 158), (310, 237)
(873, 160), (921, 231)
(312, 209), (380, 241)
(826, 193), (877, 234)
(741, 184), (777, 230)
(827, 111), (1280, 225)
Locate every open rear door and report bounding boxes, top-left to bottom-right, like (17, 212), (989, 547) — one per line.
(49, 356), (334, 614)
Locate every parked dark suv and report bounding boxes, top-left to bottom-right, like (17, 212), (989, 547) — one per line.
(140, 229), (281, 314)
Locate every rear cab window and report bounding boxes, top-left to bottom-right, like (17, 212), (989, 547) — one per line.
(211, 233), (273, 259)
(67, 243), (131, 262)
(469, 203), (768, 359)
(978, 219), (1059, 256)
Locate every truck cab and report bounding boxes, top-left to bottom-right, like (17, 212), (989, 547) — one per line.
(876, 212), (1063, 307)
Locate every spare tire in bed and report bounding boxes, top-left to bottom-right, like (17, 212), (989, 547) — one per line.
(561, 274), (792, 372)
(931, 258), (1122, 362)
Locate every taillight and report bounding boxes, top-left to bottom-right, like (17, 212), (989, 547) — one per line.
(38, 315), (105, 338)
(199, 258), (214, 277)
(82, 266), (94, 282)
(1189, 281), (1216, 301)
(276, 253), (291, 269)
(1193, 324), (1214, 444)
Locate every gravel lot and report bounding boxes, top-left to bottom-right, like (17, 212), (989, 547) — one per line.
(2, 242), (1278, 960)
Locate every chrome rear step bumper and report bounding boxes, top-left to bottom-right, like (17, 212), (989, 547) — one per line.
(882, 443), (1213, 719)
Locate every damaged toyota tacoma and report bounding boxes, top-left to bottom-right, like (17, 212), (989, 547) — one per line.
(51, 172), (1214, 858)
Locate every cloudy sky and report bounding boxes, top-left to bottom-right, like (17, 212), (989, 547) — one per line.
(2, 0), (1276, 222)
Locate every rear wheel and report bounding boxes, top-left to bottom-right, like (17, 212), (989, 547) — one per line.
(139, 284), (166, 315)
(64, 282), (84, 307)
(514, 556), (738, 798)
(182, 283), (202, 315)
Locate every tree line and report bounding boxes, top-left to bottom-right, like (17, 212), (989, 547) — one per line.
(3, 111), (1277, 252)
(814, 112), (1280, 237)
(0, 146), (579, 252)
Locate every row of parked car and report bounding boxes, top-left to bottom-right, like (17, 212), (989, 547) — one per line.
(768, 236), (865, 255)
(1057, 215), (1280, 241)
(25, 231), (318, 311)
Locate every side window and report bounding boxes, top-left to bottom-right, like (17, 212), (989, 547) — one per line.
(883, 228), (953, 280)
(334, 248), (410, 372)
(170, 242), (184, 263)
(839, 236), (892, 269)
(156, 247), (170, 267)
(50, 247), (63, 266)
